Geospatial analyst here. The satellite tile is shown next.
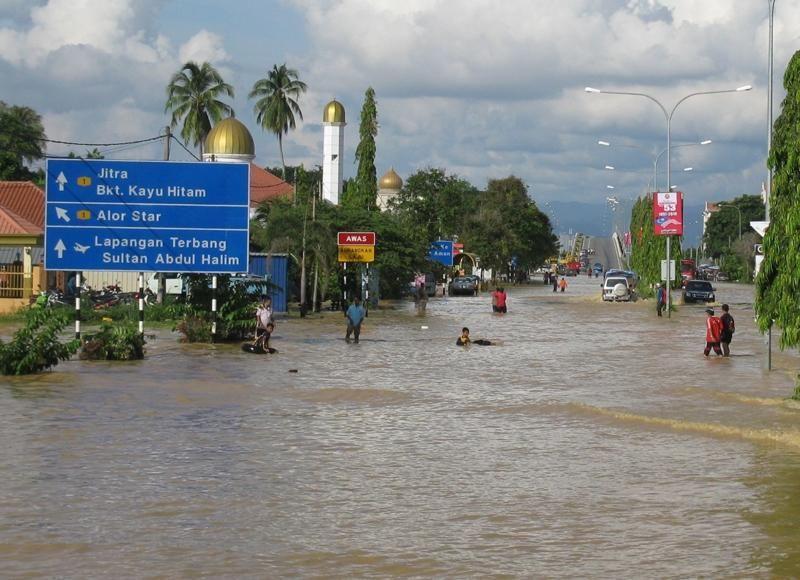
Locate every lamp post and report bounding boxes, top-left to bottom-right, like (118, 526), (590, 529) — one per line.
(718, 203), (743, 240)
(598, 138), (711, 192)
(767, 0), (776, 220)
(586, 85), (752, 318)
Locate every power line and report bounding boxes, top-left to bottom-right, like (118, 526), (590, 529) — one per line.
(169, 135), (201, 161)
(39, 135), (164, 147)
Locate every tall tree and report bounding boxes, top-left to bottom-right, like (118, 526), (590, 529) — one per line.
(703, 194), (764, 258)
(249, 64), (307, 179)
(757, 49), (800, 347)
(345, 87), (378, 210)
(0, 102), (46, 181)
(165, 61), (234, 156)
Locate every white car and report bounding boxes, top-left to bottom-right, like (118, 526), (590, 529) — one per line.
(602, 277), (631, 302)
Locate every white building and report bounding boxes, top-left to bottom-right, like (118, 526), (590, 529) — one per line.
(322, 99), (346, 204)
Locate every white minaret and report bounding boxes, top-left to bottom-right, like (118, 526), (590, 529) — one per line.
(322, 99), (346, 204)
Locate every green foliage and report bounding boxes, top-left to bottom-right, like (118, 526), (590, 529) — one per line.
(629, 195), (682, 294)
(176, 315), (212, 343)
(67, 148), (104, 159)
(703, 195), (764, 258)
(0, 308), (79, 375)
(249, 64), (307, 178)
(80, 324), (145, 361)
(345, 87), (378, 210)
(182, 275), (259, 341)
(165, 61), (234, 155)
(460, 176), (557, 275)
(0, 101), (46, 182)
(757, 49), (800, 347)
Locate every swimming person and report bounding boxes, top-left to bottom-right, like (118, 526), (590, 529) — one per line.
(456, 327), (491, 346)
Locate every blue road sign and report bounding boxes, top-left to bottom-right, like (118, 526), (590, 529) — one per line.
(45, 159), (250, 273)
(428, 240), (454, 266)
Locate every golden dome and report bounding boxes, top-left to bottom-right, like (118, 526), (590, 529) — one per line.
(379, 167), (403, 190)
(204, 117), (255, 157)
(323, 99), (346, 124)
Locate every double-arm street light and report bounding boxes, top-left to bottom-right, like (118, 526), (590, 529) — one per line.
(585, 84), (752, 317)
(598, 138), (711, 192)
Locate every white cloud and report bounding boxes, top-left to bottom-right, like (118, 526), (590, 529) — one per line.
(178, 29), (230, 66)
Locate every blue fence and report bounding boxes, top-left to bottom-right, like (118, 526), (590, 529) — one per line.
(249, 253), (288, 313)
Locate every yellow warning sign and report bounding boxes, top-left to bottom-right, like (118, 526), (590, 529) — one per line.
(338, 245), (375, 263)
(76, 210), (92, 220)
(77, 176), (92, 186)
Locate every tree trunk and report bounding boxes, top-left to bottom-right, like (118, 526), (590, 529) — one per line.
(278, 134), (286, 181)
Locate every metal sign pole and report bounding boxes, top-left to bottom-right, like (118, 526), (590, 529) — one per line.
(365, 263), (370, 318)
(342, 262), (348, 309)
(211, 275), (217, 342)
(75, 271), (81, 341)
(138, 272), (145, 338)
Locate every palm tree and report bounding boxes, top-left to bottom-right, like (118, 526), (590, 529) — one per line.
(249, 64), (307, 179)
(165, 61), (234, 156)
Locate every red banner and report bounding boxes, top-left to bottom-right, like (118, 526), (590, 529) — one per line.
(337, 231), (376, 245)
(653, 191), (683, 236)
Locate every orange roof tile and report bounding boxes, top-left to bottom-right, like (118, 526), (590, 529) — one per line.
(250, 164), (293, 206)
(0, 181), (44, 227)
(0, 205), (43, 236)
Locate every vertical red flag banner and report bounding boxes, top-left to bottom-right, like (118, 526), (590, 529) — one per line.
(653, 191), (684, 236)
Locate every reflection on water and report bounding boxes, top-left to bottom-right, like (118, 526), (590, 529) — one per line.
(1, 277), (800, 577)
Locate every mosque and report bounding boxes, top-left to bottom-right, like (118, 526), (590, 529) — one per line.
(201, 99), (402, 211)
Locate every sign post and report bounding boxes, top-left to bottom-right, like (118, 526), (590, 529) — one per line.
(654, 191), (683, 318)
(45, 159), (250, 273)
(337, 232), (376, 309)
(427, 240), (454, 266)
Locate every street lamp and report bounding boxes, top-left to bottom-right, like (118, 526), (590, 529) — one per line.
(586, 84), (752, 318)
(767, 0), (777, 220)
(718, 203), (743, 240)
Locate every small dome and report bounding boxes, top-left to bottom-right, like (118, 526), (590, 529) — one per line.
(323, 99), (346, 124)
(204, 117), (255, 157)
(379, 167), (403, 190)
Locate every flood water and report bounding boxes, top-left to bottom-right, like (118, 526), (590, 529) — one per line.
(3, 275), (800, 578)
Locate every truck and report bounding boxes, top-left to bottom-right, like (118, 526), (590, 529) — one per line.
(680, 259), (697, 286)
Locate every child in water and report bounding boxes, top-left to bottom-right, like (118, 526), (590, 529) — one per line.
(456, 327), (491, 346)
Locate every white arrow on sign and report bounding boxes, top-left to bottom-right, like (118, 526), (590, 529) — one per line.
(54, 239), (66, 258)
(55, 207), (70, 222)
(56, 172), (68, 191)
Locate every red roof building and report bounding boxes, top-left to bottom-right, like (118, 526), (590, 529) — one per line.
(250, 163), (293, 207)
(0, 181), (44, 227)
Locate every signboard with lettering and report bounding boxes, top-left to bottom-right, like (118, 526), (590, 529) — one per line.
(653, 191), (684, 236)
(337, 231), (376, 245)
(427, 240), (454, 266)
(338, 245), (375, 263)
(44, 159), (249, 273)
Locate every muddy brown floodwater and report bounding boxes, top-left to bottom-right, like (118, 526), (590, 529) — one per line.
(2, 275), (800, 578)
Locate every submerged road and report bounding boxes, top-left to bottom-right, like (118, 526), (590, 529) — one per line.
(585, 234), (622, 272)
(2, 278), (800, 577)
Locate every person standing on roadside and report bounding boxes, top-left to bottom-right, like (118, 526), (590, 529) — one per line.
(345, 296), (366, 343)
(656, 283), (666, 317)
(704, 308), (723, 357)
(720, 304), (735, 357)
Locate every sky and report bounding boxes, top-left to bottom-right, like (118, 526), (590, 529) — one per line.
(0, 0), (795, 236)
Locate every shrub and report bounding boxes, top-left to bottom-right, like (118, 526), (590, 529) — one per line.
(0, 307), (79, 375)
(80, 324), (145, 361)
(176, 315), (212, 343)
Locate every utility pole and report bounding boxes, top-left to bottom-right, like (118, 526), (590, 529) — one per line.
(157, 126), (171, 304)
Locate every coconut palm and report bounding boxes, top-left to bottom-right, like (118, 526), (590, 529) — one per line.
(249, 64), (307, 179)
(165, 61), (234, 156)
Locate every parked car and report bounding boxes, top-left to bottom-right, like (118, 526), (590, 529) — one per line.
(593, 262), (603, 273)
(602, 277), (631, 302)
(450, 276), (478, 296)
(683, 279), (715, 303)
